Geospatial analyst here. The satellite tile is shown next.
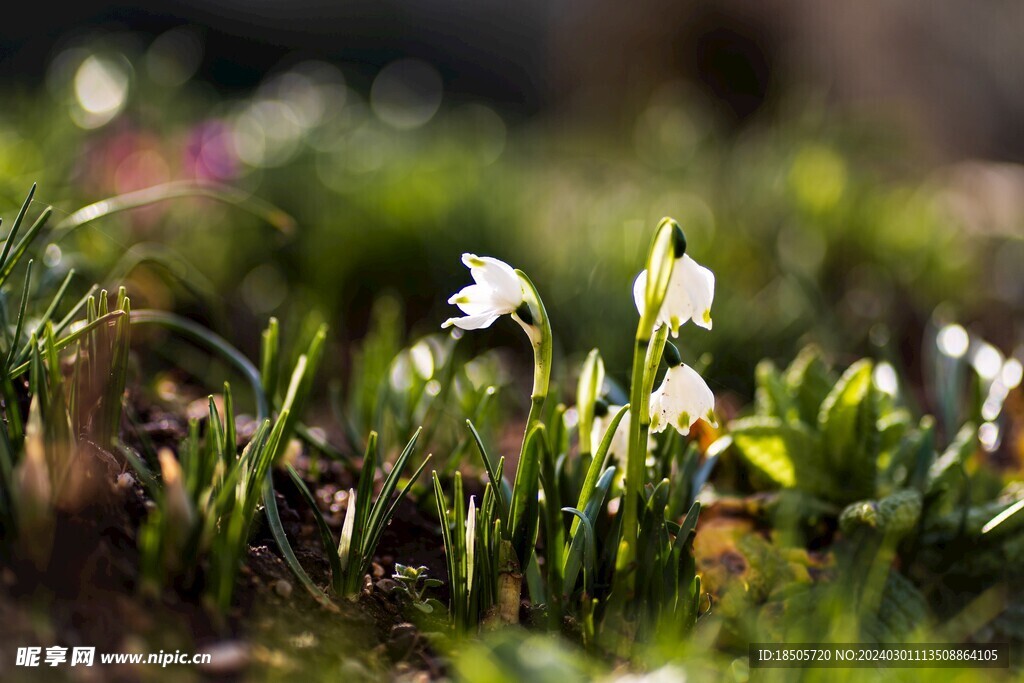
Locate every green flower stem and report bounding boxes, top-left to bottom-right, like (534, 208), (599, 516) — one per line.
(512, 269), (552, 448)
(610, 218), (677, 640)
(495, 269), (552, 625)
(619, 313), (668, 573)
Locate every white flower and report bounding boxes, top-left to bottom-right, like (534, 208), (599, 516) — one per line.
(443, 253), (524, 331)
(649, 363), (717, 436)
(591, 406), (654, 460)
(633, 254), (715, 336)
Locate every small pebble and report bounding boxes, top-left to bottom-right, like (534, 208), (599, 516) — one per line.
(391, 622), (417, 638)
(340, 659), (372, 679)
(387, 623), (418, 660)
(2, 567), (17, 586)
(198, 641), (250, 676)
(274, 579), (293, 598)
(375, 578), (398, 593)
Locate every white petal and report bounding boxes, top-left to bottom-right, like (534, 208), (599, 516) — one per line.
(632, 270), (648, 317)
(660, 266), (697, 336)
(611, 409), (634, 457)
(649, 363), (715, 436)
(678, 255), (715, 330)
(448, 284), (509, 316)
(463, 254), (523, 309)
(442, 312), (501, 330)
(591, 405), (626, 456)
(636, 254), (716, 336)
(649, 390), (668, 434)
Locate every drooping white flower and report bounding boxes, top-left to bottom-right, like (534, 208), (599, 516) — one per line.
(591, 406), (654, 460)
(591, 405), (631, 460)
(443, 253), (524, 331)
(649, 363), (717, 436)
(633, 254), (715, 336)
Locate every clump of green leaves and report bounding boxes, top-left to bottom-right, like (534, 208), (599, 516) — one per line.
(432, 468), (499, 633)
(0, 186), (134, 566)
(130, 354), (309, 611)
(715, 341), (1024, 652)
(123, 312), (339, 610)
(391, 563), (445, 615)
(325, 429), (430, 596)
(728, 347), (883, 504)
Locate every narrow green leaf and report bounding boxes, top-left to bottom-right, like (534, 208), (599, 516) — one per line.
(55, 180), (296, 238)
(286, 463), (342, 595)
(571, 403), (628, 537)
(466, 418), (509, 523)
(561, 508), (596, 595)
(0, 184), (35, 273)
(0, 207), (51, 287)
(509, 422), (543, 562)
(562, 465), (616, 595)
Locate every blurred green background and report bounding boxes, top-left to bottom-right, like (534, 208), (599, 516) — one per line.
(0, 1), (1021, 412)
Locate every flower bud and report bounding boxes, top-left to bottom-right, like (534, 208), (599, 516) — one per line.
(673, 223), (687, 259)
(576, 349), (605, 454)
(663, 341), (683, 368)
(159, 449), (194, 532)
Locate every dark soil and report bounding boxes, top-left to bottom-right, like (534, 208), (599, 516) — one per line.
(0, 387), (448, 682)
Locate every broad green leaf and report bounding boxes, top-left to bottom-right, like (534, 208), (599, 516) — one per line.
(819, 359), (873, 470)
(755, 360), (796, 421)
(818, 359), (879, 499)
(729, 417), (823, 492)
(785, 346), (836, 425)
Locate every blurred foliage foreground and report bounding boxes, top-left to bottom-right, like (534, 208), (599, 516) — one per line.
(0, 36), (1021, 682)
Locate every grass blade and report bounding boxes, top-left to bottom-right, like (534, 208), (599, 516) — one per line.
(0, 184), (35, 273)
(466, 418), (509, 524)
(55, 180), (296, 238)
(571, 404), (628, 537)
(0, 207), (52, 287)
(286, 463), (342, 595)
(562, 465), (617, 595)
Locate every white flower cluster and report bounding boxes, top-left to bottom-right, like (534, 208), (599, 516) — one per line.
(444, 246), (717, 441)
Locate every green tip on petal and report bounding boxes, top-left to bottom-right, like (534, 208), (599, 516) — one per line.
(465, 256), (486, 268)
(702, 310), (712, 325)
